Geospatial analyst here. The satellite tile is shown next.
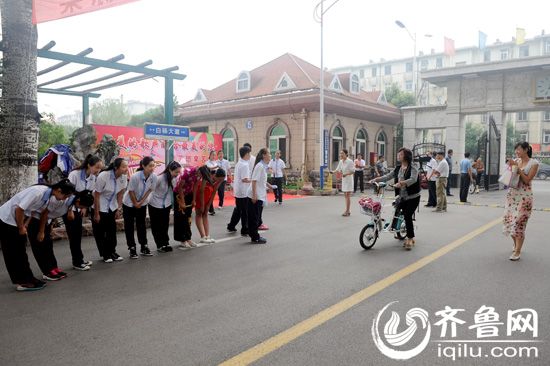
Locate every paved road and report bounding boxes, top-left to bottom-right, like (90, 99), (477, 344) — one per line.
(1, 183), (548, 365)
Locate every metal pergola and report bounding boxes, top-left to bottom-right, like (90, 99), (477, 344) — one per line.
(1, 40), (186, 160)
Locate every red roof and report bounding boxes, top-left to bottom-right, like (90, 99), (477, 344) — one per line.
(181, 53), (385, 107)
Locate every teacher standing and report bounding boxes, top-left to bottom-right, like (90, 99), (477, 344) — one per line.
(331, 149), (355, 217)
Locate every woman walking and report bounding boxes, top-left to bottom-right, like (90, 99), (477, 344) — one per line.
(93, 158), (128, 263)
(503, 142), (538, 261)
(194, 166), (225, 244)
(370, 148), (421, 250)
(0, 179), (75, 291)
(122, 156), (157, 259)
(65, 154), (102, 271)
(149, 161), (181, 253)
(331, 149), (355, 216)
(174, 166), (199, 249)
(247, 148), (275, 244)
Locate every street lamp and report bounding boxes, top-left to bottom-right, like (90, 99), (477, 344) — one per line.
(395, 20), (417, 100)
(314, 0), (341, 189)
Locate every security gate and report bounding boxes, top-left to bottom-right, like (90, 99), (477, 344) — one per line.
(480, 115), (501, 190)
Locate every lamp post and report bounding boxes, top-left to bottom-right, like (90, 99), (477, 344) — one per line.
(315, 0), (341, 189)
(395, 20), (417, 100)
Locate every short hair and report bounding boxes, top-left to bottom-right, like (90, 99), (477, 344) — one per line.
(398, 147), (413, 164)
(243, 143), (252, 149)
(436, 151), (445, 156)
(239, 146), (251, 159)
(379, 155), (384, 159)
(465, 152), (471, 158)
(356, 153), (362, 158)
(342, 149), (348, 156)
(448, 149), (453, 154)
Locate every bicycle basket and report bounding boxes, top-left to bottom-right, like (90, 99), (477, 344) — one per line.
(358, 197), (382, 216)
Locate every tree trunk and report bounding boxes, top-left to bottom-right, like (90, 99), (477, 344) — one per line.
(0, 0), (39, 204)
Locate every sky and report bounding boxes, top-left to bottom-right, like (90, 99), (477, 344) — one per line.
(32, 0), (550, 118)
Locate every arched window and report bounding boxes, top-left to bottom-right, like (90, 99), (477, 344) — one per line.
(331, 126), (344, 168)
(351, 74), (360, 94)
(355, 129), (367, 159)
(269, 125), (287, 162)
(236, 71), (250, 92)
(222, 129), (236, 162)
(376, 131), (387, 158)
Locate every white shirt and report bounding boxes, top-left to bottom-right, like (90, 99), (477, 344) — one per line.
(233, 159), (250, 198)
(0, 185), (52, 226)
(123, 171), (157, 207)
(426, 157), (438, 182)
(435, 159), (450, 178)
(218, 158), (231, 181)
(268, 158), (286, 178)
(336, 158), (355, 175)
(149, 175), (177, 209)
(95, 170), (128, 213)
(68, 169), (96, 192)
(354, 159), (366, 172)
(247, 162), (268, 202)
(29, 195), (73, 221)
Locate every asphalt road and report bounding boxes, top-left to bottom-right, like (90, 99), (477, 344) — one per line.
(1, 182), (549, 366)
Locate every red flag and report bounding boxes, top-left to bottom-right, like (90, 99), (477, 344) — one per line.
(32, 0), (139, 24)
(444, 37), (455, 56)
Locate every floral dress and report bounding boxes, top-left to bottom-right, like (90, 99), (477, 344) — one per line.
(503, 159), (538, 239)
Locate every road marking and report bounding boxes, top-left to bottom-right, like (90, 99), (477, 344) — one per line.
(219, 217), (502, 366)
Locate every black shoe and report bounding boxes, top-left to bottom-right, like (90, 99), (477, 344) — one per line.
(129, 247), (139, 259)
(157, 245), (172, 253)
(447, 194), (454, 196)
(251, 237), (267, 244)
(140, 246), (153, 256)
(241, 232), (249, 237)
(31, 277), (47, 286)
(424, 204), (433, 207)
(16, 281), (46, 291)
(112, 253), (124, 262)
(227, 227), (237, 233)
(209, 211), (216, 216)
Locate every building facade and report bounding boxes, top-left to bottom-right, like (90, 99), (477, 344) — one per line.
(177, 54), (401, 176)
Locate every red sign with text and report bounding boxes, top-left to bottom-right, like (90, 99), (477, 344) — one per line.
(33, 0), (139, 24)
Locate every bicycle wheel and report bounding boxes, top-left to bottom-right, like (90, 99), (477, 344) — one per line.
(395, 218), (407, 240)
(360, 223), (378, 250)
(469, 183), (476, 194)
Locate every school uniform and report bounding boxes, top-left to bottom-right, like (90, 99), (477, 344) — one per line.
(148, 175), (176, 249)
(268, 158), (286, 203)
(63, 169), (96, 267)
(227, 159), (250, 235)
(122, 171), (157, 251)
(247, 162), (268, 242)
(93, 170), (127, 260)
(217, 158), (231, 208)
(0, 186), (52, 284)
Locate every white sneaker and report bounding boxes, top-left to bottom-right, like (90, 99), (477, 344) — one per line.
(509, 253), (521, 261)
(199, 237), (210, 244)
(207, 237), (216, 244)
(188, 240), (197, 248)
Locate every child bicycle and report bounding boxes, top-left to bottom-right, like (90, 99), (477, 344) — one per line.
(358, 182), (407, 250)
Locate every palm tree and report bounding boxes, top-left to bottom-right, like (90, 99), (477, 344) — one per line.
(0, 0), (38, 203)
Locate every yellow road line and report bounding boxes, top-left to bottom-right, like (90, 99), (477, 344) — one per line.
(219, 217), (502, 366)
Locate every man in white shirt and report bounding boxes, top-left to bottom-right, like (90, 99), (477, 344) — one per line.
(433, 151), (449, 212)
(353, 153), (366, 193)
(268, 150), (286, 204)
(244, 143), (268, 230)
(425, 152), (438, 207)
(227, 146), (251, 235)
(216, 150), (231, 209)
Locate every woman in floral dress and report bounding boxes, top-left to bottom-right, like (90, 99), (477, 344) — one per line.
(503, 142), (538, 261)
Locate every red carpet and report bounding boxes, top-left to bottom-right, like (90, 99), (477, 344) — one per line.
(219, 191), (305, 207)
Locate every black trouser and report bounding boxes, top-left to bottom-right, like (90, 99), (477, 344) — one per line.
(247, 198), (263, 241)
(63, 211), (85, 266)
(476, 172), (483, 187)
(149, 205), (171, 249)
(123, 205), (148, 249)
(217, 181), (226, 207)
(460, 173), (470, 202)
(446, 172), (452, 195)
(174, 193), (193, 242)
(27, 218), (57, 275)
(228, 197), (248, 235)
(92, 209), (118, 259)
(0, 220), (36, 284)
(392, 196), (420, 239)
(427, 180), (437, 206)
(353, 171), (364, 192)
(273, 177), (284, 202)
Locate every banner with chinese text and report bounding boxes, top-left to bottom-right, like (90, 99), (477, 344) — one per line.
(33, 0), (139, 24)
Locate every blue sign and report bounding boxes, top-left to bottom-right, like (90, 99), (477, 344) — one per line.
(323, 129), (329, 167)
(246, 120), (253, 130)
(144, 123), (190, 141)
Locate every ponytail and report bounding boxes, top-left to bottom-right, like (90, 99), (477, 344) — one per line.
(74, 154), (101, 171)
(136, 156), (155, 172)
(73, 189), (94, 208)
(160, 161), (181, 188)
(103, 157), (125, 172)
(254, 148), (269, 168)
(50, 178), (76, 195)
(514, 141), (532, 158)
(198, 165), (214, 185)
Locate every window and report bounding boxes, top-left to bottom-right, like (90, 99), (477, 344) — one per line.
(484, 50), (491, 62)
(194, 89), (206, 102)
(222, 129), (236, 162)
(384, 65), (392, 75)
(269, 125), (287, 162)
(481, 114), (488, 123)
(544, 131), (550, 144)
(376, 131), (386, 158)
(355, 129), (367, 159)
(500, 49), (509, 60)
(331, 126), (344, 168)
(433, 133), (442, 144)
(359, 69), (364, 78)
(330, 76), (342, 91)
(519, 46), (529, 57)
(436, 57), (443, 68)
(351, 74), (360, 94)
(371, 68), (377, 77)
(544, 111), (550, 121)
(519, 132), (529, 142)
(236, 71), (250, 92)
(190, 127), (209, 133)
(545, 41), (550, 54)
(517, 111), (528, 121)
(275, 73), (296, 91)
(405, 80), (413, 91)
(420, 59), (428, 71)
(405, 62), (413, 72)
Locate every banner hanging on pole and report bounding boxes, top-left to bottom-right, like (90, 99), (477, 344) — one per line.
(32, 0), (140, 24)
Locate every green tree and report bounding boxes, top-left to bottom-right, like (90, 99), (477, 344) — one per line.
(128, 106), (164, 127)
(465, 122), (485, 157)
(90, 98), (130, 125)
(38, 122), (69, 157)
(384, 83), (416, 149)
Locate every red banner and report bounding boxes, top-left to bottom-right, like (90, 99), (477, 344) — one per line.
(33, 0), (139, 24)
(93, 124), (222, 176)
